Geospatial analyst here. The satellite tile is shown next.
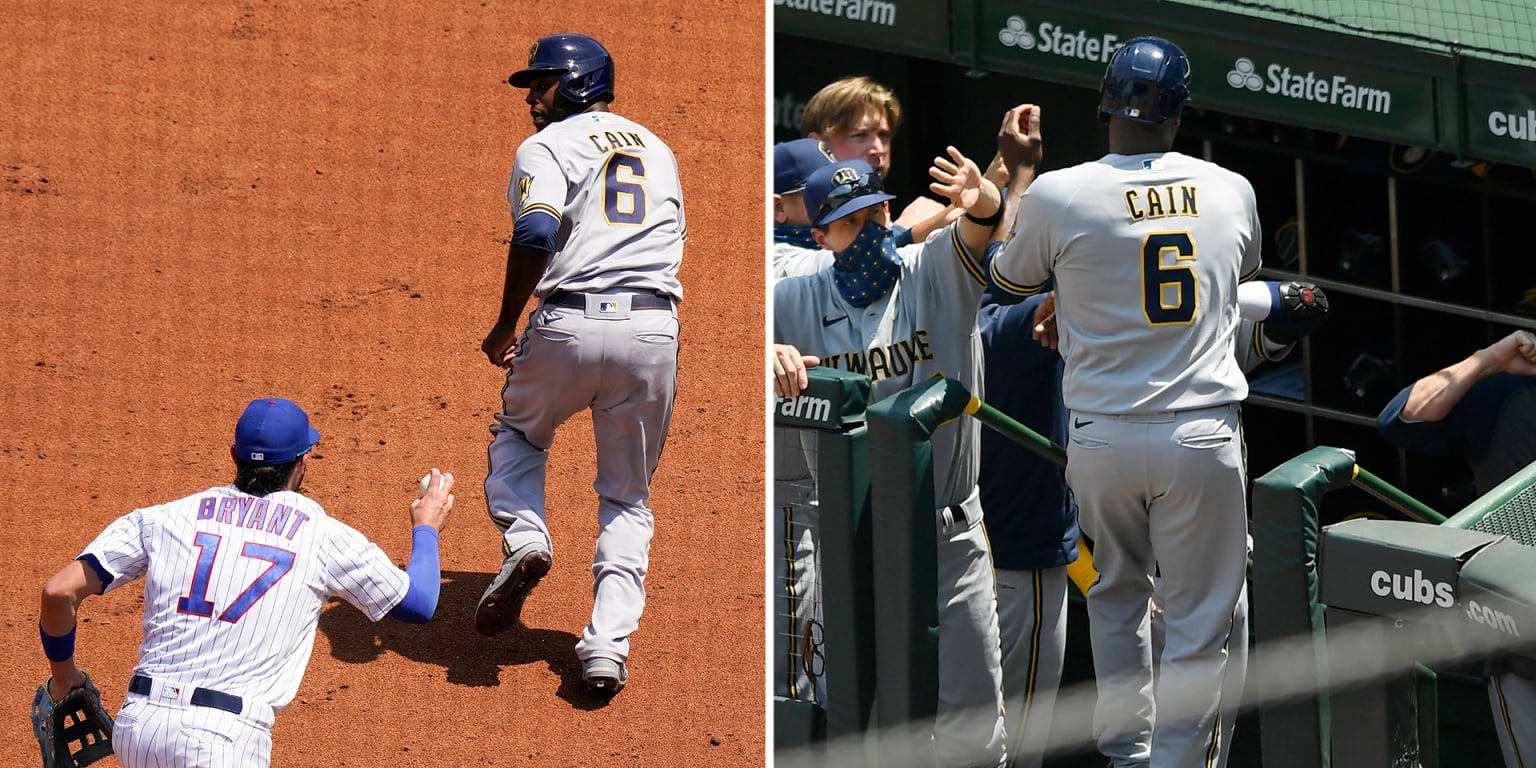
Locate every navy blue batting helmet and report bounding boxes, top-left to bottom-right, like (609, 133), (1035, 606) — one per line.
(1098, 36), (1190, 124)
(508, 33), (615, 109)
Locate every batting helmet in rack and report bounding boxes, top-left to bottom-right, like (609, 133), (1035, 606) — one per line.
(1098, 36), (1191, 125)
(509, 33), (615, 110)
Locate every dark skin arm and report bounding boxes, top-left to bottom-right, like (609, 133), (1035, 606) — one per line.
(993, 103), (1043, 246)
(481, 242), (552, 368)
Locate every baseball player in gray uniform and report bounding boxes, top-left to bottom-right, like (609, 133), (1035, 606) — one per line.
(991, 37), (1262, 767)
(476, 33), (684, 696)
(774, 144), (1016, 766)
(773, 137), (837, 280)
(771, 137), (836, 704)
(37, 397), (455, 768)
(981, 278), (1326, 768)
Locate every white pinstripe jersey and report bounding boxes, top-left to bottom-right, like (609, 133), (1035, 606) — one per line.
(511, 111), (686, 300)
(81, 486), (409, 713)
(992, 151), (1263, 415)
(773, 226), (988, 507)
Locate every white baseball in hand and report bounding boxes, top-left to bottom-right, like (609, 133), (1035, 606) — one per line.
(419, 473), (433, 496)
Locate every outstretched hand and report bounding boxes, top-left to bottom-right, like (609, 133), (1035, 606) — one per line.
(929, 146), (985, 212)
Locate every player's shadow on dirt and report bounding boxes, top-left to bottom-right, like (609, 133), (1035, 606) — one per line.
(316, 570), (618, 709)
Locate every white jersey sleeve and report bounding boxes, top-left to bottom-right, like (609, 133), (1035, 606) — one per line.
(510, 112), (686, 301)
(315, 514), (412, 622)
(991, 174), (1073, 297)
(82, 508), (152, 592)
(509, 139), (566, 241)
(772, 241), (831, 280)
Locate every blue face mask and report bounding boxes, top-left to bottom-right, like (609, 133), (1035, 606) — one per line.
(833, 219), (901, 307)
(774, 224), (819, 250)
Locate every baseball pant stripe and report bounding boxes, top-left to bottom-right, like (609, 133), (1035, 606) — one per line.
(1005, 568), (1044, 768)
(996, 565), (1068, 768)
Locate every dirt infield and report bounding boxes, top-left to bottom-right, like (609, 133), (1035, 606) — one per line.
(0, 2), (764, 766)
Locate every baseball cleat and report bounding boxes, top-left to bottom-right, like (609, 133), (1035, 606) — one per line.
(474, 546), (552, 636)
(582, 657), (628, 694)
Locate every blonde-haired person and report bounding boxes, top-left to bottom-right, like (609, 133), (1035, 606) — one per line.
(801, 75), (902, 178)
(801, 75), (968, 245)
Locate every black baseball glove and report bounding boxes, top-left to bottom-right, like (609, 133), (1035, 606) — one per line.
(1262, 280), (1330, 346)
(31, 671), (114, 768)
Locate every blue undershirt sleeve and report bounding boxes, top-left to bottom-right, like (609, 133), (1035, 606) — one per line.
(509, 210), (560, 253)
(386, 526), (441, 624)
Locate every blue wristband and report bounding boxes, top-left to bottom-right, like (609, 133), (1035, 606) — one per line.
(40, 623), (76, 662)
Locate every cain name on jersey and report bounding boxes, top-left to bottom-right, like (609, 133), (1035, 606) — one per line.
(585, 130), (646, 153)
(1124, 183), (1198, 223)
(816, 329), (936, 384)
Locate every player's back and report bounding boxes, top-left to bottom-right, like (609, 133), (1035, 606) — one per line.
(1035, 151), (1260, 414)
(521, 111), (686, 298)
(126, 486), (395, 710)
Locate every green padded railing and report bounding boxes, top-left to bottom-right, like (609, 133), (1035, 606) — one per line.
(1442, 458), (1536, 546)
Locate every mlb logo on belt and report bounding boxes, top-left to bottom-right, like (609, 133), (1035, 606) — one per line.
(160, 685), (181, 702)
(599, 301), (618, 313)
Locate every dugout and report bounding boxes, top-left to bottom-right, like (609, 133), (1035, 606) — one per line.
(775, 1), (1536, 765)
(774, 0), (1536, 520)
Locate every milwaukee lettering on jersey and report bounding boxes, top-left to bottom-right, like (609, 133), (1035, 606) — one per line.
(818, 330), (935, 384)
(1370, 568), (1454, 608)
(196, 495), (312, 540)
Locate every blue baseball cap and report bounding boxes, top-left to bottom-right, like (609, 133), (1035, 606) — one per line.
(773, 138), (835, 195)
(234, 398), (321, 465)
(802, 159), (894, 227)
